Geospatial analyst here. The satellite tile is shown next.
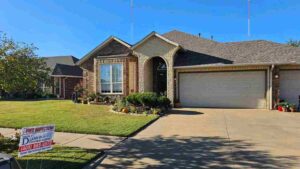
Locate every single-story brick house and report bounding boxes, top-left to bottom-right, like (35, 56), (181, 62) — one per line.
(44, 56), (83, 99)
(77, 30), (300, 109)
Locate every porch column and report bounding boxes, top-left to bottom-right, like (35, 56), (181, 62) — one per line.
(272, 66), (280, 109)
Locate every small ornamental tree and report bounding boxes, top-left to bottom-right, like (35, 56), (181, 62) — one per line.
(0, 32), (50, 98)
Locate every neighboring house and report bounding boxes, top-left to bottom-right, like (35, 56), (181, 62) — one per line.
(44, 56), (83, 99)
(77, 30), (300, 109)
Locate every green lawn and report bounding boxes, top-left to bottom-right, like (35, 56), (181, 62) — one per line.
(0, 137), (99, 169)
(0, 100), (157, 136)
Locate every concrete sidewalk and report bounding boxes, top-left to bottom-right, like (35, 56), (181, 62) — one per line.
(0, 128), (125, 150)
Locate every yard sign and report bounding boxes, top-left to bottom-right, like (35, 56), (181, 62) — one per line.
(18, 125), (55, 157)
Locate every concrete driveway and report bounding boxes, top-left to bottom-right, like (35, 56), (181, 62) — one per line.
(99, 109), (300, 168)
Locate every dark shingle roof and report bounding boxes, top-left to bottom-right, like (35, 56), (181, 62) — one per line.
(52, 64), (83, 77)
(163, 30), (300, 66)
(44, 56), (79, 69)
(43, 56), (82, 77)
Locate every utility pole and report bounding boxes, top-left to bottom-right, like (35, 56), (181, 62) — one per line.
(130, 0), (134, 42)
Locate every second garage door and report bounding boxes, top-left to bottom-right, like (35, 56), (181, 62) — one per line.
(179, 71), (267, 108)
(280, 70), (300, 107)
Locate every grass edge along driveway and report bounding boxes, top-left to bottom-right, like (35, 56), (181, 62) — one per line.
(0, 100), (158, 137)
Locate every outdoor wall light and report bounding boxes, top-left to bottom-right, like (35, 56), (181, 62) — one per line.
(274, 74), (279, 79)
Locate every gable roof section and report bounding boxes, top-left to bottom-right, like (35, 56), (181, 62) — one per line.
(132, 31), (179, 50)
(77, 36), (131, 65)
(163, 30), (300, 67)
(44, 55), (78, 69)
(43, 56), (82, 77)
(52, 64), (83, 77)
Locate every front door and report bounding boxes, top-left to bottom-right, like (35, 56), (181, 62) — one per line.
(153, 57), (167, 95)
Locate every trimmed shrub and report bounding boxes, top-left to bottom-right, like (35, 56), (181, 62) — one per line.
(138, 92), (158, 108)
(126, 92), (171, 108)
(126, 93), (140, 106)
(127, 92), (158, 107)
(118, 92), (172, 114)
(157, 95), (171, 108)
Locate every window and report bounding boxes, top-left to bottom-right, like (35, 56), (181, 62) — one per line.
(54, 78), (61, 96)
(100, 64), (123, 94)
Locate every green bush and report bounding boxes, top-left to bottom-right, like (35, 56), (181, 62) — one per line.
(45, 93), (57, 98)
(38, 92), (57, 99)
(88, 93), (97, 101)
(129, 105), (137, 113)
(120, 93), (172, 114)
(127, 92), (158, 107)
(126, 92), (171, 108)
(151, 108), (161, 115)
(157, 95), (171, 108)
(126, 93), (140, 106)
(113, 98), (127, 112)
(0, 132), (19, 153)
(138, 92), (158, 107)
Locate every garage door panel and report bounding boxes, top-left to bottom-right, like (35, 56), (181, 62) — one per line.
(179, 71), (266, 108)
(280, 70), (300, 107)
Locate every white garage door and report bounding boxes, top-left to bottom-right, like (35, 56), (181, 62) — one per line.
(280, 70), (300, 107)
(179, 71), (266, 108)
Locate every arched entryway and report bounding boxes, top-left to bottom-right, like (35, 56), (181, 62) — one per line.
(144, 57), (167, 95)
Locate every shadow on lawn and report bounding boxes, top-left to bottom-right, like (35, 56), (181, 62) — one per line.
(17, 148), (100, 169)
(101, 136), (299, 169)
(0, 99), (61, 102)
(18, 159), (86, 169)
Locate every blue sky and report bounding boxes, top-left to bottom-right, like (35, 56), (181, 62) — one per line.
(1, 0), (300, 58)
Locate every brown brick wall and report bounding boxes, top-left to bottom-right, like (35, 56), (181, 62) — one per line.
(96, 40), (130, 56)
(94, 56), (138, 96)
(81, 57), (94, 93)
(79, 39), (131, 94)
(64, 78), (82, 99)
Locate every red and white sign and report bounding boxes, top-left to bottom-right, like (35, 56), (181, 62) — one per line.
(18, 125), (55, 157)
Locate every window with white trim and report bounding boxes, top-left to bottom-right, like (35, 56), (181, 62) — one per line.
(100, 64), (123, 94)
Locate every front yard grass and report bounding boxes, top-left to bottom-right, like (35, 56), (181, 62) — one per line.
(0, 136), (99, 169)
(0, 100), (158, 136)
(14, 146), (99, 169)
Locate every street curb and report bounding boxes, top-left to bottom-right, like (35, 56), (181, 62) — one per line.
(127, 116), (160, 137)
(83, 151), (106, 169)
